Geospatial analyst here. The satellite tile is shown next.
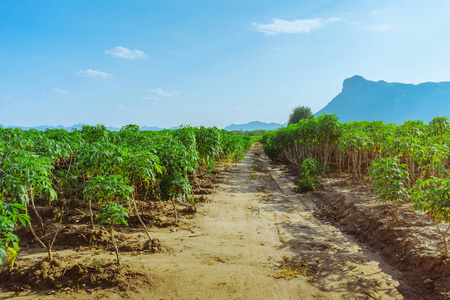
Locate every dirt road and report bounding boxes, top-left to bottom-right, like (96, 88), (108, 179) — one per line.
(2, 143), (416, 299)
(133, 143), (409, 299)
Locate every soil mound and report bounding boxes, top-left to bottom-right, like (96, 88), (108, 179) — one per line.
(0, 257), (153, 294)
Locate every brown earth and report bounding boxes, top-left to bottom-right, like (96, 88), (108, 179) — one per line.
(0, 143), (447, 299)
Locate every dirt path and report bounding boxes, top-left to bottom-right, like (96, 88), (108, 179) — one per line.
(2, 144), (416, 299)
(138, 143), (409, 299)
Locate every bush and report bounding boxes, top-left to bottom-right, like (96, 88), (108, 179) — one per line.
(296, 158), (328, 193)
(368, 157), (410, 221)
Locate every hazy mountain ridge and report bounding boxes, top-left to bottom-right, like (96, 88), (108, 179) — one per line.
(224, 121), (286, 131)
(0, 121), (284, 132)
(0, 123), (91, 131)
(316, 75), (450, 123)
(0, 123), (172, 131)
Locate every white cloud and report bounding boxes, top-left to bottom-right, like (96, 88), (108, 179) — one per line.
(142, 88), (180, 101)
(372, 24), (395, 32)
(105, 46), (148, 59)
(148, 88), (179, 97)
(77, 69), (114, 79)
(119, 104), (133, 111)
(51, 88), (68, 94)
(251, 17), (341, 36)
(371, 8), (392, 16)
(327, 17), (341, 23)
(368, 23), (405, 32)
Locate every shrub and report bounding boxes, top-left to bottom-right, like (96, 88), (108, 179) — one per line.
(368, 157), (410, 221)
(296, 158), (328, 193)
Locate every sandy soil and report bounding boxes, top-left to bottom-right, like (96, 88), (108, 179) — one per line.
(0, 143), (440, 299)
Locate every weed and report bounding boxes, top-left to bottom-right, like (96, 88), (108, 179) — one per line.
(249, 174), (259, 180)
(296, 158), (328, 193)
(93, 258), (104, 272)
(271, 257), (311, 279)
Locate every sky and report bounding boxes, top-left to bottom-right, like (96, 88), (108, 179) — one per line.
(1, 0), (450, 128)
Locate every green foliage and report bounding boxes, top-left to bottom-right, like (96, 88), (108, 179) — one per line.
(232, 129), (266, 136)
(159, 174), (192, 203)
(240, 135), (259, 149)
(221, 130), (245, 160)
(120, 124), (140, 133)
(96, 201), (129, 227)
(0, 124), (250, 266)
(75, 143), (126, 178)
(54, 170), (78, 193)
(411, 177), (450, 255)
(262, 114), (341, 166)
(95, 201), (129, 265)
(288, 106), (314, 125)
(428, 116), (450, 136)
(152, 137), (194, 202)
(195, 126), (222, 170)
(368, 157), (410, 220)
(412, 177), (450, 223)
(83, 175), (133, 205)
(0, 149), (57, 205)
(316, 114), (342, 145)
(81, 124), (109, 144)
(172, 125), (199, 173)
(0, 202), (29, 268)
(296, 158), (328, 193)
(120, 151), (162, 185)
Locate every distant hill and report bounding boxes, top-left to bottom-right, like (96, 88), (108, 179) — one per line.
(0, 123), (90, 131)
(140, 126), (169, 131)
(0, 123), (169, 131)
(0, 121), (281, 132)
(224, 121), (286, 131)
(316, 75), (450, 123)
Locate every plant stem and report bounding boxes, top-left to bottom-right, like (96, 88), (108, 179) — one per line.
(89, 199), (94, 229)
(47, 210), (64, 261)
(110, 226), (120, 265)
(132, 195), (152, 241)
(27, 220), (52, 260)
(171, 198), (178, 222)
(435, 221), (449, 257)
(30, 189), (45, 232)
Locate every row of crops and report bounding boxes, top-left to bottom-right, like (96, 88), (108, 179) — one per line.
(262, 114), (450, 255)
(0, 124), (255, 265)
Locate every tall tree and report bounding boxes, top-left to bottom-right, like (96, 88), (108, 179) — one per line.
(288, 106), (314, 125)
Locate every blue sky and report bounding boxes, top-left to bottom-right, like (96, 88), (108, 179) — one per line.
(1, 0), (450, 128)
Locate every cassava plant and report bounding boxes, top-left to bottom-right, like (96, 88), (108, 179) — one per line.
(96, 201), (129, 265)
(0, 149), (60, 261)
(83, 175), (133, 229)
(296, 158), (328, 193)
(120, 151), (162, 241)
(368, 157), (410, 221)
(0, 202), (30, 269)
(411, 177), (450, 256)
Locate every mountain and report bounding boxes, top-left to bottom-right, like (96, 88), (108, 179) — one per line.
(224, 121), (286, 131)
(140, 126), (166, 131)
(315, 75), (450, 123)
(0, 122), (280, 132)
(0, 123), (169, 131)
(0, 123), (89, 131)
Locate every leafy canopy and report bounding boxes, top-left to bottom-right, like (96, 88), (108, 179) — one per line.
(96, 202), (129, 227)
(288, 106), (314, 125)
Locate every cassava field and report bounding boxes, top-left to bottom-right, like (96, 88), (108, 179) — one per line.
(1, 117), (450, 299)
